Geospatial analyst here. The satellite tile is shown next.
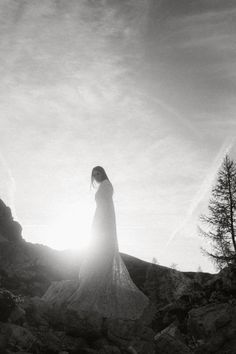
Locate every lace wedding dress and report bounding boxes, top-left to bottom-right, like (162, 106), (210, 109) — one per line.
(42, 179), (150, 320)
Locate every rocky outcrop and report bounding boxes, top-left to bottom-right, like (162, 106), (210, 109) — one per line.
(0, 199), (22, 243)
(155, 332), (192, 354)
(187, 302), (236, 353)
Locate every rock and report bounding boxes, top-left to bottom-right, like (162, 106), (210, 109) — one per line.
(7, 304), (26, 324)
(22, 296), (50, 327)
(54, 330), (88, 352)
(63, 308), (104, 338)
(106, 317), (153, 341)
(10, 352), (32, 354)
(187, 302), (236, 353)
(78, 349), (99, 354)
(0, 288), (17, 322)
(0, 322), (37, 351)
(92, 337), (110, 350)
(155, 333), (192, 354)
(104, 318), (155, 354)
(0, 332), (7, 352)
(155, 320), (184, 343)
(99, 344), (121, 353)
(152, 300), (189, 335)
(39, 329), (62, 352)
(128, 339), (156, 354)
(187, 303), (235, 339)
(0, 200), (22, 243)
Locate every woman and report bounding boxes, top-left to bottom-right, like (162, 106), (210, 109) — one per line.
(43, 166), (150, 320)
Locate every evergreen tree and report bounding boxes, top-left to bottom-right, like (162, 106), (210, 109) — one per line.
(152, 256), (159, 265)
(170, 262), (178, 270)
(198, 154), (236, 270)
(197, 266), (202, 273)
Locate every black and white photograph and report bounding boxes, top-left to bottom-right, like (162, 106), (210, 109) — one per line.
(0, 1), (236, 353)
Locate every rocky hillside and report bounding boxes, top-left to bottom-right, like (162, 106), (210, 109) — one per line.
(0, 198), (236, 353)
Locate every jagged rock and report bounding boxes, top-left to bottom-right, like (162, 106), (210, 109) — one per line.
(7, 304), (26, 325)
(56, 332), (88, 353)
(102, 317), (156, 353)
(21, 296), (50, 328)
(155, 333), (192, 353)
(99, 344), (121, 353)
(0, 288), (17, 322)
(105, 317), (153, 341)
(92, 336), (110, 350)
(39, 329), (62, 352)
(7, 352), (32, 354)
(205, 264), (236, 300)
(63, 308), (104, 338)
(0, 332), (7, 352)
(187, 303), (235, 339)
(78, 349), (98, 354)
(0, 322), (37, 352)
(152, 299), (190, 334)
(0, 199), (22, 243)
(127, 339), (156, 354)
(187, 302), (236, 353)
(154, 320), (184, 342)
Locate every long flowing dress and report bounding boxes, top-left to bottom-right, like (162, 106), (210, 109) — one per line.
(43, 179), (150, 320)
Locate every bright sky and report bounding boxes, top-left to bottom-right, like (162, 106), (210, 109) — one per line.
(1, 0), (236, 273)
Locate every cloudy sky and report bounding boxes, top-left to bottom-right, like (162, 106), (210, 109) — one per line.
(1, 0), (236, 273)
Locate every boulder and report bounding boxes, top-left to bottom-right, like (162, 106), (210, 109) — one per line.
(99, 344), (121, 353)
(63, 308), (104, 338)
(127, 339), (156, 354)
(154, 320), (184, 342)
(0, 322), (37, 352)
(21, 296), (50, 328)
(7, 304), (26, 325)
(187, 303), (236, 353)
(0, 288), (17, 322)
(205, 264), (236, 299)
(0, 200), (22, 243)
(187, 303), (235, 339)
(155, 333), (192, 353)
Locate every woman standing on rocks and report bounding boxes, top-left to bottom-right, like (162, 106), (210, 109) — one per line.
(43, 166), (150, 320)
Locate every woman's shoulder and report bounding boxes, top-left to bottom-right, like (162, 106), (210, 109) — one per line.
(102, 179), (111, 185)
(101, 179), (113, 191)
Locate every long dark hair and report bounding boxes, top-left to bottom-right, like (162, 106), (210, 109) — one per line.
(90, 166), (110, 190)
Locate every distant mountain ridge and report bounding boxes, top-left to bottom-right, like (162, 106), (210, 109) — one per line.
(0, 197), (215, 300)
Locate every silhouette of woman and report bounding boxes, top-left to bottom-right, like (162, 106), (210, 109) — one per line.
(43, 166), (150, 320)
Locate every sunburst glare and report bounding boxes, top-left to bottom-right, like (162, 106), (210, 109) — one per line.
(40, 200), (94, 252)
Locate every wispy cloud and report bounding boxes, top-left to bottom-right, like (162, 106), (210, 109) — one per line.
(164, 136), (236, 249)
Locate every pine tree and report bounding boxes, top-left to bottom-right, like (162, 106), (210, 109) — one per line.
(198, 154), (236, 270)
(152, 256), (159, 265)
(170, 262), (178, 270)
(197, 266), (202, 273)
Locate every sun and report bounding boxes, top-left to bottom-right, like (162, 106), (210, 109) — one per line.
(44, 200), (95, 252)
